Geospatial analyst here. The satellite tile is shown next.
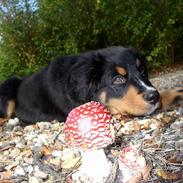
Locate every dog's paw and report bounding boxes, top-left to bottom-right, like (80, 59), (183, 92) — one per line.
(160, 87), (183, 109)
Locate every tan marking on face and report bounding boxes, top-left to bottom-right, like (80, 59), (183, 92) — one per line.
(107, 85), (152, 116)
(99, 91), (107, 104)
(7, 100), (15, 118)
(116, 67), (127, 76)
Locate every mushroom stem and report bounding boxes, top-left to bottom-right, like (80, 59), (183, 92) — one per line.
(79, 148), (111, 182)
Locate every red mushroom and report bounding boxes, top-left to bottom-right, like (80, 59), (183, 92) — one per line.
(64, 101), (115, 183)
(118, 144), (151, 183)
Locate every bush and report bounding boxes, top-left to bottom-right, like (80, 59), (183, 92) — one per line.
(0, 0), (182, 79)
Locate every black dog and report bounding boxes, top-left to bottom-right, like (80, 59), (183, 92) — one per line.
(0, 46), (181, 124)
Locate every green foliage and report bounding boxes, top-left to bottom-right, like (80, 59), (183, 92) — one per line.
(0, 0), (182, 79)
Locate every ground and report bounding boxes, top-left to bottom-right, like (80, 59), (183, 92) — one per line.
(0, 67), (182, 183)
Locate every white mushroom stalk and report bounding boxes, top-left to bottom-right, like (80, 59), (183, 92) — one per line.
(78, 149), (111, 182)
(64, 101), (115, 183)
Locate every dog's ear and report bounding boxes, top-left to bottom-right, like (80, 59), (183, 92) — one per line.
(87, 53), (111, 98)
(159, 87), (183, 109)
(68, 52), (111, 102)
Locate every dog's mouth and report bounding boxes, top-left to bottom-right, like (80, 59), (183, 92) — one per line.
(143, 101), (160, 115)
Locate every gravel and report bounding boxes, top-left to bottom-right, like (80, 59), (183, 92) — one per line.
(150, 70), (183, 91)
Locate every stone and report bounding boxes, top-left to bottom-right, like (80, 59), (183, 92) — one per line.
(5, 161), (19, 171)
(4, 150), (9, 156)
(62, 148), (77, 161)
(49, 158), (62, 168)
(2, 170), (13, 178)
(52, 150), (62, 158)
(14, 165), (25, 176)
(25, 133), (37, 141)
(0, 154), (4, 161)
(37, 122), (51, 131)
(34, 165), (48, 179)
(24, 126), (35, 133)
(26, 165), (34, 174)
(24, 157), (34, 164)
(37, 134), (49, 142)
(62, 157), (81, 169)
(10, 148), (21, 158)
(16, 141), (25, 148)
(8, 118), (19, 126)
(170, 118), (183, 129)
(28, 176), (40, 183)
(52, 123), (61, 131)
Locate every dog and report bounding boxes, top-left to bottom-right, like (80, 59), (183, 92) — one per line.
(0, 46), (182, 124)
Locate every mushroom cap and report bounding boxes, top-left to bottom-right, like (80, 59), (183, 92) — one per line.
(118, 145), (146, 169)
(64, 101), (114, 150)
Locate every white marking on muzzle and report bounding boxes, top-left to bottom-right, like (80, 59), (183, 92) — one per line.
(139, 79), (156, 91)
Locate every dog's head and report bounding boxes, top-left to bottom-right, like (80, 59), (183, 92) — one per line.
(92, 46), (160, 116)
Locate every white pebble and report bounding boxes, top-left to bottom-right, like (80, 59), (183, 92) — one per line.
(24, 126), (35, 132)
(170, 118), (183, 129)
(4, 150), (9, 156)
(8, 118), (19, 126)
(52, 150), (62, 158)
(14, 165), (25, 176)
(28, 176), (40, 183)
(16, 142), (25, 148)
(150, 123), (158, 130)
(27, 165), (34, 174)
(62, 148), (77, 161)
(37, 134), (48, 142)
(52, 123), (61, 131)
(24, 157), (33, 164)
(10, 148), (21, 158)
(34, 165), (48, 179)
(37, 122), (51, 131)
(5, 161), (19, 171)
(14, 117), (19, 123)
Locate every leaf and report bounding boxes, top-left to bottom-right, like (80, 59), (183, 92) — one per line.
(1, 170), (13, 179)
(62, 157), (81, 169)
(156, 169), (182, 180)
(165, 152), (183, 164)
(40, 145), (52, 156)
(0, 118), (9, 126)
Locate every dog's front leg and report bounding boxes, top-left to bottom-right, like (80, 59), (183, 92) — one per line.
(160, 87), (183, 109)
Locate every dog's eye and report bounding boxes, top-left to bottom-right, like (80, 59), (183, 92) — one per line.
(113, 76), (126, 85)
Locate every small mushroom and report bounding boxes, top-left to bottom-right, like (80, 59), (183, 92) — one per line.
(118, 144), (151, 183)
(64, 101), (115, 183)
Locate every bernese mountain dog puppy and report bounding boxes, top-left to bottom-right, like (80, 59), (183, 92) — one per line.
(0, 46), (182, 124)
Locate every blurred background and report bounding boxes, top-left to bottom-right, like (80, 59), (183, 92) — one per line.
(0, 0), (182, 80)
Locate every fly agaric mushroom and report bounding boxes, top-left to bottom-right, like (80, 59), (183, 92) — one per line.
(64, 101), (115, 183)
(118, 144), (151, 183)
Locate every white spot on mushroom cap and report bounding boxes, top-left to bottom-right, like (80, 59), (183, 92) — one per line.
(78, 117), (93, 134)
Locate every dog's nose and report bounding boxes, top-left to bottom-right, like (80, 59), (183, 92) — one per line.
(144, 90), (160, 105)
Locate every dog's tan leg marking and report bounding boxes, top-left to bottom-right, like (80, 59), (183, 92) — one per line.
(0, 100), (15, 126)
(7, 100), (15, 118)
(160, 87), (183, 109)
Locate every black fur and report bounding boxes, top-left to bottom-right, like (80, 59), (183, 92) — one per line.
(0, 46), (155, 123)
